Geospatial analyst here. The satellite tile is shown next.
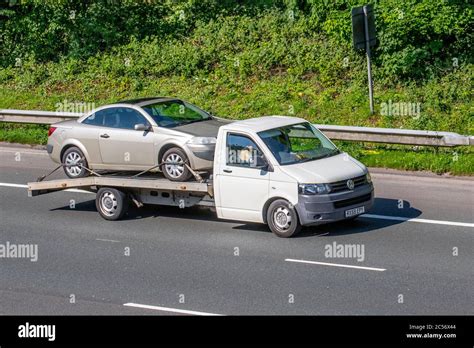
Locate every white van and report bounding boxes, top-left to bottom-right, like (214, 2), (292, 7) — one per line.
(30, 116), (374, 238)
(213, 116), (374, 237)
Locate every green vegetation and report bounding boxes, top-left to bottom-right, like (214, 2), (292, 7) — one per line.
(359, 148), (473, 176)
(0, 0), (472, 174)
(335, 142), (473, 176)
(0, 123), (48, 145)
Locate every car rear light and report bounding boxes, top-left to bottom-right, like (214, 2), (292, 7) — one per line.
(48, 127), (57, 137)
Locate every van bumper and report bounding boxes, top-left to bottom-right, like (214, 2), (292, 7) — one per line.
(295, 183), (374, 226)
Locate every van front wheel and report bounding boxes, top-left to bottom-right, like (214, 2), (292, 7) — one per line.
(267, 199), (301, 238)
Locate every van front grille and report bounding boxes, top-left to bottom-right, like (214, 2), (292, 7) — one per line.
(329, 175), (367, 193)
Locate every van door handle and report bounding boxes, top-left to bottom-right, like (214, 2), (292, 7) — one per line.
(100, 133), (110, 138)
(223, 169), (232, 173)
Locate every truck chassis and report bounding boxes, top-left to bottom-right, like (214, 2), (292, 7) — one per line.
(28, 171), (215, 221)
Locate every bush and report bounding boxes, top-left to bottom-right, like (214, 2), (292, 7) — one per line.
(1, 0), (472, 83)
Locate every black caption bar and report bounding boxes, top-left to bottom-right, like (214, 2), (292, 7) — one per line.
(0, 316), (472, 346)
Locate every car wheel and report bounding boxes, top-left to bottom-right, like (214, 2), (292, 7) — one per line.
(162, 147), (192, 181)
(96, 187), (129, 221)
(62, 146), (89, 178)
(267, 199), (301, 238)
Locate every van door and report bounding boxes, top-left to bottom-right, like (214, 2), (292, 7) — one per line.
(215, 132), (270, 223)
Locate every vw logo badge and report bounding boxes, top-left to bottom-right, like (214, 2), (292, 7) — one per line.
(347, 179), (354, 190)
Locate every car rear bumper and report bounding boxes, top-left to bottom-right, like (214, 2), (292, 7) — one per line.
(295, 183), (374, 226)
(47, 139), (61, 164)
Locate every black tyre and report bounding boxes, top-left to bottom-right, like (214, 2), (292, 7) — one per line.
(62, 146), (89, 178)
(96, 187), (129, 221)
(266, 199), (301, 238)
(161, 147), (193, 181)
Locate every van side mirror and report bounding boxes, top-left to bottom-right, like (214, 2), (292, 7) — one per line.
(255, 153), (273, 172)
(256, 154), (266, 167)
(134, 123), (151, 131)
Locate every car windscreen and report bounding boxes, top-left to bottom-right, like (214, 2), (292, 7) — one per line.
(142, 100), (211, 127)
(258, 122), (339, 165)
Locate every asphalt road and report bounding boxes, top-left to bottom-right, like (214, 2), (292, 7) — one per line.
(0, 146), (473, 315)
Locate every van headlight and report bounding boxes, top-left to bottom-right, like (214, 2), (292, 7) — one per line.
(298, 183), (331, 195)
(186, 137), (217, 145)
(366, 172), (372, 184)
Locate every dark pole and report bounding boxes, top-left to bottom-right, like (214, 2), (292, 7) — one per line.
(363, 5), (374, 114)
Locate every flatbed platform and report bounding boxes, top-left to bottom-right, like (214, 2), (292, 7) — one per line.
(28, 176), (213, 197)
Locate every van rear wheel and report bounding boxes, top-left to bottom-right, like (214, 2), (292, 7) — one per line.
(267, 199), (301, 238)
(96, 187), (129, 221)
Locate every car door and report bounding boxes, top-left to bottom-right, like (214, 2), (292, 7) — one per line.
(98, 107), (155, 167)
(215, 132), (270, 223)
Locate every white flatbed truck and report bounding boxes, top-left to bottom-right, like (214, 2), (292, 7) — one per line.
(28, 116), (374, 237)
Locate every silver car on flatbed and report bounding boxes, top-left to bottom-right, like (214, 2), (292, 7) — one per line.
(47, 97), (228, 181)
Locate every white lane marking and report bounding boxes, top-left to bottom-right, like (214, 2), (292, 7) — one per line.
(285, 258), (386, 272)
(0, 183), (27, 188)
(0, 182), (93, 194)
(96, 238), (120, 243)
(0, 149), (48, 155)
(361, 213), (474, 228)
(123, 303), (223, 316)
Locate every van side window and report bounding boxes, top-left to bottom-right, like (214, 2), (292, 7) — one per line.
(226, 133), (263, 168)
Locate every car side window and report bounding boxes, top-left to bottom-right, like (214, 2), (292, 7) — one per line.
(82, 110), (105, 126)
(100, 107), (149, 130)
(226, 133), (263, 168)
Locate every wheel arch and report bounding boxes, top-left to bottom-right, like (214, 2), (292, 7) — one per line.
(262, 196), (299, 224)
(158, 143), (194, 167)
(60, 140), (91, 165)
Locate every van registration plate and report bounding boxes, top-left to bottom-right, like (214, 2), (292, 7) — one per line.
(345, 206), (365, 218)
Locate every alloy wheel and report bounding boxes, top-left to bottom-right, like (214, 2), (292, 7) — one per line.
(164, 153), (185, 179)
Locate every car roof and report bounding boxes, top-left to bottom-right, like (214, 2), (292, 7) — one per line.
(223, 116), (308, 133)
(114, 97), (181, 107)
